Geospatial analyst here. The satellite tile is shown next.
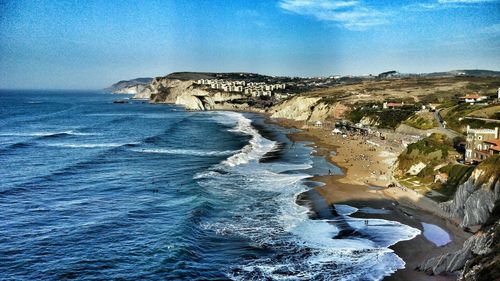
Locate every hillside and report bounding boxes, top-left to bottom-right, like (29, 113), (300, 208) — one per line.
(105, 77), (153, 93)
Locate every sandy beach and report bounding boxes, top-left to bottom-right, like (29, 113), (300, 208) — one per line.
(274, 119), (470, 281)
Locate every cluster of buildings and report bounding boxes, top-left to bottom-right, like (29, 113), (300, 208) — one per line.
(465, 125), (500, 163)
(195, 79), (286, 98)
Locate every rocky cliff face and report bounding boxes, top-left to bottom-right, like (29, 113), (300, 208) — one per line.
(106, 77), (152, 94)
(270, 96), (348, 121)
(440, 157), (500, 228)
(418, 156), (500, 280)
(417, 228), (495, 276)
(133, 77), (258, 112)
(113, 84), (147, 94)
(132, 76), (348, 121)
(459, 218), (499, 281)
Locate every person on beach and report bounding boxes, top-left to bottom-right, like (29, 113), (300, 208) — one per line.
(365, 219), (369, 226)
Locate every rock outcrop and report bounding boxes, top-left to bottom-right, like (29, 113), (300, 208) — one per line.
(418, 156), (500, 280)
(440, 157), (500, 228)
(417, 230), (494, 276)
(459, 218), (500, 281)
(270, 96), (348, 121)
(133, 77), (259, 112)
(106, 77), (152, 94)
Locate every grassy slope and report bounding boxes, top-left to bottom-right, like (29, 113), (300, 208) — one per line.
(404, 112), (438, 130)
(442, 103), (500, 133)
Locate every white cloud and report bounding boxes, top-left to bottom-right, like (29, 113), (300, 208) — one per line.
(278, 0), (389, 30)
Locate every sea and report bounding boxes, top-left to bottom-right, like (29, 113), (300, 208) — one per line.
(0, 90), (420, 281)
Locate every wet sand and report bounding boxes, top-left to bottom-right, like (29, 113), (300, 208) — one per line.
(273, 119), (470, 281)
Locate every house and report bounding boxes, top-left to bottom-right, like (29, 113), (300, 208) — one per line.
(465, 125), (499, 163)
(459, 94), (487, 104)
(314, 121), (323, 127)
(383, 102), (405, 109)
(483, 138), (500, 156)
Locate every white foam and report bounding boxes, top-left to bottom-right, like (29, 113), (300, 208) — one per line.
(334, 204), (359, 216)
(130, 148), (238, 157)
(212, 112), (276, 167)
(421, 222), (451, 247)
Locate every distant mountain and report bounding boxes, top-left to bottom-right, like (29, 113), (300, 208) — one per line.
(105, 77), (153, 92)
(377, 70), (399, 78)
(425, 69), (500, 77)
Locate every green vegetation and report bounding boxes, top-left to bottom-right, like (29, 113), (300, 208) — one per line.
(404, 112), (438, 130)
(432, 164), (475, 199)
(348, 106), (415, 129)
(442, 103), (500, 133)
(396, 133), (457, 185)
(405, 133), (452, 159)
(475, 155), (500, 188)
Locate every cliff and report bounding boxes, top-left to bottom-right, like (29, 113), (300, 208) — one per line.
(132, 76), (348, 121)
(106, 77), (153, 94)
(440, 156), (500, 228)
(270, 96), (348, 121)
(133, 77), (261, 112)
(417, 156), (500, 280)
(417, 222), (498, 279)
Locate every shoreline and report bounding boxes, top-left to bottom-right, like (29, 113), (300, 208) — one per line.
(266, 117), (470, 281)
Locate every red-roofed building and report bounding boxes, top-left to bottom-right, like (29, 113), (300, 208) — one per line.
(459, 94), (487, 104)
(383, 102), (405, 109)
(484, 138), (500, 156)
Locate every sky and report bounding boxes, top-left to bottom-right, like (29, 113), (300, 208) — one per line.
(0, 0), (499, 89)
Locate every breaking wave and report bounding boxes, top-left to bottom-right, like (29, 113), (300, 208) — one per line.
(214, 112), (276, 167)
(130, 148), (238, 157)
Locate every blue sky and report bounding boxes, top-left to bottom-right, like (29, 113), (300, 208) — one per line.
(0, 0), (499, 89)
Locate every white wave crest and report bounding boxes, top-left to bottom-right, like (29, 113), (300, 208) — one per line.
(130, 148), (238, 157)
(214, 112), (276, 167)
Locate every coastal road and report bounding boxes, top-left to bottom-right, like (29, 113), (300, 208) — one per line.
(434, 110), (460, 139)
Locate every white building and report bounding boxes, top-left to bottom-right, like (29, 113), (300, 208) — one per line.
(459, 94), (488, 104)
(465, 125), (499, 162)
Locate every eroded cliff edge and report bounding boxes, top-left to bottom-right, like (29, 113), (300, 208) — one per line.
(417, 156), (500, 280)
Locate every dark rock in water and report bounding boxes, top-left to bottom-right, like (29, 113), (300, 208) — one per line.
(113, 100), (129, 104)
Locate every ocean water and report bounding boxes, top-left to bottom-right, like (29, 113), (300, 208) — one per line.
(0, 90), (420, 281)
